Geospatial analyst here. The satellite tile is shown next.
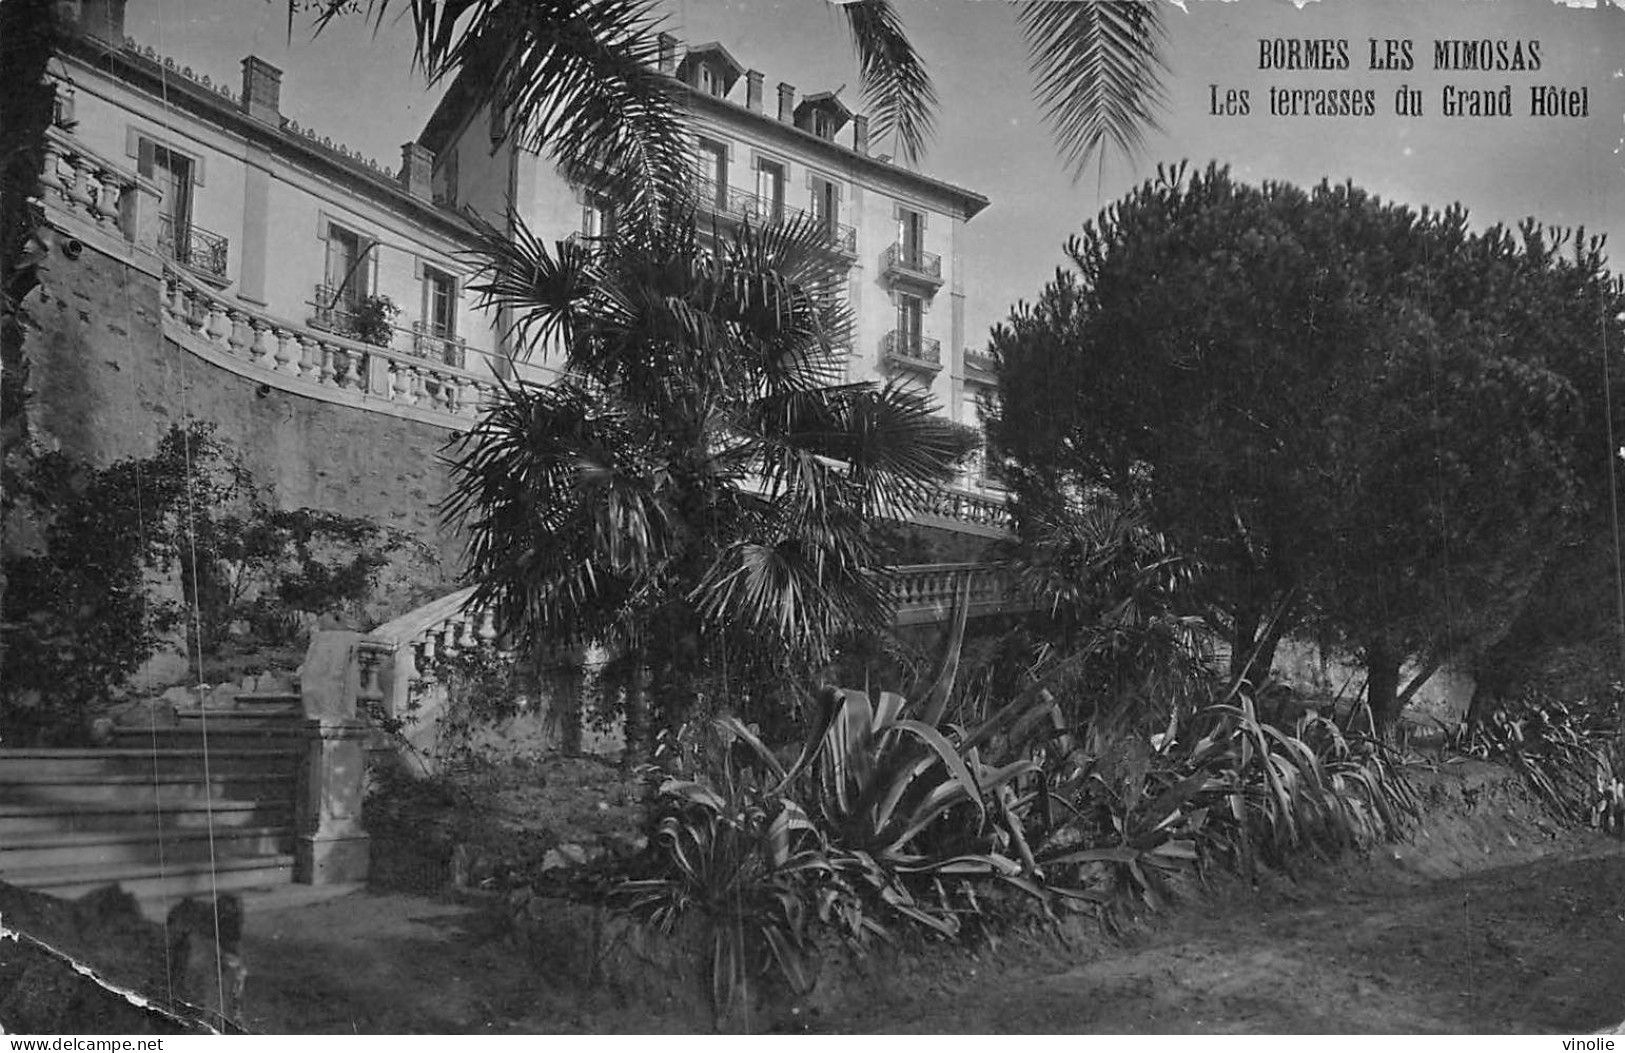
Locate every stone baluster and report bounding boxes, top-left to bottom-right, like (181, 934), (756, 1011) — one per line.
(297, 334), (319, 379)
(418, 631), (437, 666)
(40, 138), (63, 203)
(318, 342), (336, 387)
(225, 309), (250, 358)
(64, 155), (95, 219)
(205, 298), (231, 346)
(391, 361), (411, 404)
(476, 609), (498, 646)
(339, 350), (361, 390)
(91, 168), (123, 234)
(271, 325), (295, 373)
(455, 616), (479, 651)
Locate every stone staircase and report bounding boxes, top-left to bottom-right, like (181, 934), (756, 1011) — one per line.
(0, 679), (305, 910)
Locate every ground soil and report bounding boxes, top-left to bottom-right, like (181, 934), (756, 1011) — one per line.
(9, 755), (1625, 1034)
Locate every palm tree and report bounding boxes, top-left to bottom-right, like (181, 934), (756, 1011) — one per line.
(442, 202), (974, 758)
(313, 1), (1167, 219)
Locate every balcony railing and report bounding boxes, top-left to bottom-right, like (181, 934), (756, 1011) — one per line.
(309, 283), (361, 333)
(692, 177), (857, 257)
(412, 321), (468, 369)
(882, 330), (942, 373)
(881, 243), (943, 286)
(158, 215), (229, 282)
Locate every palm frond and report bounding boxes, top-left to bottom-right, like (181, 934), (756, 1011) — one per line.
(839, 0), (937, 165)
(1018, 0), (1168, 178)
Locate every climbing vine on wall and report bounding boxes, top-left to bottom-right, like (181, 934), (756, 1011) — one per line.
(1, 421), (411, 745)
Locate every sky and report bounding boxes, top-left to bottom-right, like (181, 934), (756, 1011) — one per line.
(120, 0), (1625, 346)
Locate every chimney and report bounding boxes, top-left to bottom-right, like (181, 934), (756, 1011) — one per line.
(745, 70), (764, 113)
(852, 114), (869, 155)
(239, 56), (283, 125)
(74, 0), (126, 44)
(399, 142), (435, 201)
(657, 33), (677, 75)
(776, 82), (795, 123)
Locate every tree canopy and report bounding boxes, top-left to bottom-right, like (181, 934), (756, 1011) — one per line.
(987, 162), (1625, 732)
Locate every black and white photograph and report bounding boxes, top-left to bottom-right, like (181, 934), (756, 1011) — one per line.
(1, 0), (1623, 1036)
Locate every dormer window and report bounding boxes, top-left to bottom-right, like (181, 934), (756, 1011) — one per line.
(676, 42), (744, 100)
(793, 92), (852, 142)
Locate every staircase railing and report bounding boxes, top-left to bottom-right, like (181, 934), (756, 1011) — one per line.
(319, 560), (1032, 768)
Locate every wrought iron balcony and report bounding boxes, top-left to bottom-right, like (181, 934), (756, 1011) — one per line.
(880, 243), (943, 289)
(412, 320), (467, 368)
(158, 215), (229, 282)
(309, 283), (360, 334)
(691, 177), (857, 258)
(882, 330), (942, 373)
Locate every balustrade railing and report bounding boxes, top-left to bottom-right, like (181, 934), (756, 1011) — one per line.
(164, 264), (500, 421)
(889, 562), (1031, 618)
(881, 243), (943, 283)
(913, 486), (1012, 531)
(158, 214), (229, 281)
(40, 125), (156, 245)
(882, 330), (942, 372)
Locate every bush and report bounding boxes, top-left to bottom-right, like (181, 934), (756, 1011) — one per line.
(1, 423), (409, 744)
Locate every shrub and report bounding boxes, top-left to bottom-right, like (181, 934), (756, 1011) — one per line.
(1453, 690), (1625, 833)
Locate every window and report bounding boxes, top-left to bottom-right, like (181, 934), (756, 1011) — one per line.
(422, 267), (456, 339)
(694, 139), (728, 209)
(756, 159), (786, 222)
(897, 293), (924, 352)
(148, 144), (194, 257)
(699, 63), (725, 97)
(582, 194), (617, 240)
(320, 221), (372, 325)
(436, 147), (459, 207)
(810, 176), (839, 232)
(812, 110), (836, 140)
(898, 208), (925, 267)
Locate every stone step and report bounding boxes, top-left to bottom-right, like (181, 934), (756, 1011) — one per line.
(0, 798), (292, 836)
(0, 825), (292, 872)
(6, 855), (296, 901)
(0, 748), (297, 779)
(0, 771), (293, 807)
(106, 726), (306, 751)
(228, 691), (301, 709)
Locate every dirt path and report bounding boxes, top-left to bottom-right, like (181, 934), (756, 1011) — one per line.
(834, 847), (1625, 1034)
(237, 842), (1625, 1034)
(227, 759), (1625, 1034)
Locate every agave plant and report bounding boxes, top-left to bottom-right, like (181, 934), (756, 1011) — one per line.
(1456, 693), (1625, 832)
(614, 719), (834, 1025)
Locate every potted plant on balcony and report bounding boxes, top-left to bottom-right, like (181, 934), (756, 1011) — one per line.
(347, 294), (401, 348)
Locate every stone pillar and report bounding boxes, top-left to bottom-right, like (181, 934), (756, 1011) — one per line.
(853, 114), (869, 155)
(776, 82), (795, 123)
(294, 630), (370, 884)
(117, 174), (162, 252)
(657, 32), (677, 75)
(293, 717), (371, 884)
(745, 70), (764, 113)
